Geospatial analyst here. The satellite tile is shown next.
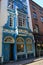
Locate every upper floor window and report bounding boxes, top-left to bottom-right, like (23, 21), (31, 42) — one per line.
(9, 14), (14, 27)
(39, 9), (43, 14)
(34, 24), (39, 33)
(40, 16), (43, 22)
(32, 12), (37, 19)
(32, 4), (36, 10)
(20, 0), (27, 6)
(18, 12), (26, 27)
(8, 0), (14, 9)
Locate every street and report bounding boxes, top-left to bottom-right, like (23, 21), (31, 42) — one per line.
(27, 59), (43, 65)
(4, 58), (43, 65)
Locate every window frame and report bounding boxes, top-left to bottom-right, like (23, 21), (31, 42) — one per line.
(16, 37), (25, 54)
(8, 0), (14, 9)
(9, 13), (14, 28)
(32, 4), (36, 10)
(17, 43), (24, 53)
(26, 38), (32, 53)
(33, 24), (39, 33)
(39, 9), (43, 14)
(18, 11), (26, 27)
(40, 16), (43, 22)
(32, 12), (37, 19)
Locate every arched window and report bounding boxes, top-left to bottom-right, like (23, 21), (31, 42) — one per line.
(16, 37), (24, 43)
(26, 38), (32, 44)
(34, 24), (39, 33)
(4, 36), (14, 43)
(26, 38), (32, 52)
(16, 37), (24, 53)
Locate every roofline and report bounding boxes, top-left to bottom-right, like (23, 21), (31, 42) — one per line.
(29, 0), (43, 9)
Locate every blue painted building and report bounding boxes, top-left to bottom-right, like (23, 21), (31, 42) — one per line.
(2, 0), (35, 62)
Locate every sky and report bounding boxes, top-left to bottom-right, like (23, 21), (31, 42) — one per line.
(33, 0), (43, 7)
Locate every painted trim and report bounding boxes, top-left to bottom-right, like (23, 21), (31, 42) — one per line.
(26, 38), (32, 44)
(16, 37), (24, 42)
(4, 36), (15, 43)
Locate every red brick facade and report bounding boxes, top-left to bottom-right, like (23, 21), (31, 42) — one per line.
(29, 0), (43, 57)
(29, 0), (43, 34)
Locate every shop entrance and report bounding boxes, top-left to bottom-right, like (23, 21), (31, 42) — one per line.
(10, 44), (14, 60)
(36, 43), (43, 57)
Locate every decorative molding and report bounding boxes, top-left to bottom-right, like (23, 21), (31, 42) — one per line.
(26, 38), (32, 43)
(3, 28), (15, 34)
(18, 29), (28, 34)
(16, 37), (24, 42)
(4, 36), (15, 43)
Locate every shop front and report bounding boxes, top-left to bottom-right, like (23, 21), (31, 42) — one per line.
(16, 36), (35, 60)
(2, 35), (35, 62)
(2, 35), (15, 62)
(34, 34), (43, 57)
(36, 43), (43, 57)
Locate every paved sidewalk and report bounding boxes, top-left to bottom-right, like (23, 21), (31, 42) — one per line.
(3, 57), (43, 65)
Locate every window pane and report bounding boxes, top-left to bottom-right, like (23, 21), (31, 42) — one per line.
(10, 17), (13, 26)
(23, 18), (26, 26)
(18, 12), (26, 27)
(18, 17), (22, 26)
(9, 14), (14, 27)
(26, 44), (32, 51)
(17, 44), (24, 53)
(8, 0), (14, 9)
(33, 12), (37, 18)
(32, 4), (36, 10)
(41, 17), (43, 22)
(34, 25), (39, 33)
(39, 9), (43, 14)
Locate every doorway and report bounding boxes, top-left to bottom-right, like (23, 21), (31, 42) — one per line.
(10, 44), (14, 60)
(36, 43), (43, 57)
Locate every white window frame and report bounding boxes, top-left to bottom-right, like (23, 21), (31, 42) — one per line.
(9, 13), (14, 28)
(18, 11), (27, 27)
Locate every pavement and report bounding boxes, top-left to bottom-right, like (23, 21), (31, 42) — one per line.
(26, 59), (43, 65)
(1, 57), (43, 65)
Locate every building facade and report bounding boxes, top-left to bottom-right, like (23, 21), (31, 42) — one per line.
(2, 0), (35, 62)
(0, 0), (8, 62)
(29, 0), (43, 57)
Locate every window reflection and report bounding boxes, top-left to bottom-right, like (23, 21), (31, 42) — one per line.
(26, 44), (32, 51)
(17, 44), (24, 53)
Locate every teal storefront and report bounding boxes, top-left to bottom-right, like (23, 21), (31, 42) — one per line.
(2, 31), (35, 62)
